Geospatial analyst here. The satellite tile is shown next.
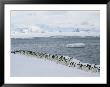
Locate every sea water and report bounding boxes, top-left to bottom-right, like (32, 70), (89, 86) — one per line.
(11, 36), (100, 65)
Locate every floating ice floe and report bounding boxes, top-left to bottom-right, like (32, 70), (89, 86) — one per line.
(66, 43), (85, 48)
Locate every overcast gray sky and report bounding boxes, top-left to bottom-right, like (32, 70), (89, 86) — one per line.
(11, 11), (100, 32)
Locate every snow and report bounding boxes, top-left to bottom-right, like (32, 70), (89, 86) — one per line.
(11, 31), (100, 38)
(11, 54), (100, 77)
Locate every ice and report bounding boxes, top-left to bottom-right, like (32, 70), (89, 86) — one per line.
(11, 54), (100, 77)
(11, 31), (100, 39)
(66, 43), (85, 48)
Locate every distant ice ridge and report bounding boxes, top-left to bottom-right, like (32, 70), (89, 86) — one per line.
(11, 50), (100, 73)
(11, 31), (100, 38)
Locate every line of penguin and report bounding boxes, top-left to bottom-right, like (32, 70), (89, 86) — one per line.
(11, 50), (100, 73)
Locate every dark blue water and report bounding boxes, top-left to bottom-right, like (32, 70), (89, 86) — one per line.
(11, 36), (100, 65)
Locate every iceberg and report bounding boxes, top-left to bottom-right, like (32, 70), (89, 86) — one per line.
(66, 43), (85, 48)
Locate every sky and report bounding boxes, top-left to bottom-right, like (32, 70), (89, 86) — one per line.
(11, 11), (100, 33)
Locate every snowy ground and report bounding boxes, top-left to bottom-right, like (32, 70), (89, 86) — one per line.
(11, 54), (100, 77)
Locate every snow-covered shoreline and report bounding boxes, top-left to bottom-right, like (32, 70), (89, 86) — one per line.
(11, 50), (100, 77)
